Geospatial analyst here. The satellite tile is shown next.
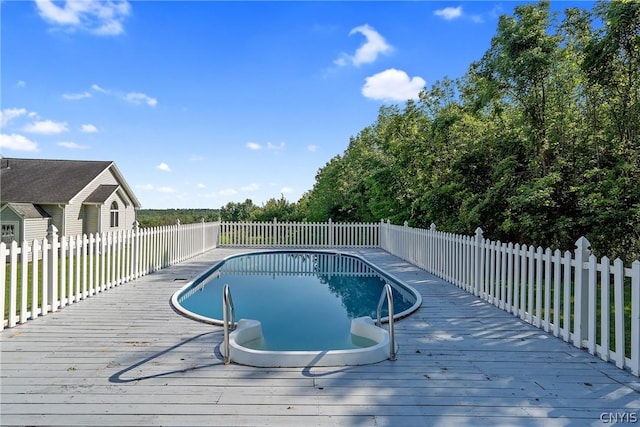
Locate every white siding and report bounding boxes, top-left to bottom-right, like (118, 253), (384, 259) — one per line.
(67, 168), (138, 235)
(42, 204), (64, 234)
(23, 218), (49, 243)
(100, 193), (131, 232)
(84, 205), (100, 234)
(66, 170), (119, 236)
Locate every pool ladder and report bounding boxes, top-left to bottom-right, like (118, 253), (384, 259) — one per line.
(222, 282), (396, 363)
(376, 283), (397, 361)
(222, 284), (236, 365)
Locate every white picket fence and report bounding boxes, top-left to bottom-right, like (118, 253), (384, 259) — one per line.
(379, 221), (640, 377)
(219, 219), (379, 247)
(2, 218), (639, 376)
(1, 220), (219, 329)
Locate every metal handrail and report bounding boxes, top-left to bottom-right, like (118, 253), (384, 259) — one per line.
(222, 284), (236, 365)
(376, 283), (396, 361)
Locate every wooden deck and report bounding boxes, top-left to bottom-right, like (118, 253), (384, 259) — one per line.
(1, 248), (639, 426)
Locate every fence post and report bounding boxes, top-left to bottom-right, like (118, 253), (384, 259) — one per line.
(47, 225), (59, 312)
(201, 218), (206, 253)
(328, 218), (333, 247)
(631, 260), (640, 376)
(403, 221), (409, 261)
(573, 236), (591, 348)
(175, 219), (181, 263)
(429, 223), (436, 272)
(474, 228), (483, 297)
(273, 218), (278, 246)
(132, 221), (139, 279)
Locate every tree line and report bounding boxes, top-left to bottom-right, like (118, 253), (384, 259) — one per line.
(218, 1), (638, 262)
(136, 209), (220, 227)
(299, 0), (638, 262)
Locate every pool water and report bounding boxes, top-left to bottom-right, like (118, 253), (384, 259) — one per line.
(176, 251), (419, 351)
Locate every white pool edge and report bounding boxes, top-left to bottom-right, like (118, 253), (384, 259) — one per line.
(222, 316), (395, 367)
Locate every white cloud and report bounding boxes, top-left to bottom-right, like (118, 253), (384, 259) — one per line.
(335, 24), (393, 67)
(246, 142), (261, 150)
(219, 189), (238, 196)
(157, 186), (176, 193)
(267, 142), (285, 150)
(434, 6), (463, 20)
(241, 183), (260, 191)
(88, 84), (158, 107)
(23, 119), (69, 134)
(136, 184), (154, 190)
(281, 187), (293, 194)
(57, 141), (88, 149)
(63, 91), (92, 100)
(92, 84), (107, 93)
(34, 0), (131, 36)
(17, 80), (26, 88)
(156, 162), (171, 172)
(197, 183), (206, 189)
(307, 144), (318, 152)
(1, 108), (27, 127)
(80, 124), (98, 133)
(125, 92), (157, 107)
(362, 68), (426, 102)
(0, 134), (39, 152)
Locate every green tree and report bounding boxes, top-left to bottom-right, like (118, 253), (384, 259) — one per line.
(251, 195), (302, 222)
(219, 199), (258, 222)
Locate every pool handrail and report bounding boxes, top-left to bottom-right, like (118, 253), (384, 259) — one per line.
(222, 284), (236, 364)
(376, 283), (396, 361)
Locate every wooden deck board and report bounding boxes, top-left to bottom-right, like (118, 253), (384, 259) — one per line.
(2, 248), (639, 426)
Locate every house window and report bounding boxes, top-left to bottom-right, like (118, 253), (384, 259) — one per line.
(1, 224), (16, 243)
(110, 201), (119, 228)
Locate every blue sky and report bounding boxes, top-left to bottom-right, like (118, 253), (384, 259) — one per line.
(1, 1), (592, 209)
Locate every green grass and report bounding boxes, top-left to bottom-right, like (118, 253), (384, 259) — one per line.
(3, 250), (128, 322)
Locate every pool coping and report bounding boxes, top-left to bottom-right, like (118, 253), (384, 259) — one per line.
(168, 249), (422, 366)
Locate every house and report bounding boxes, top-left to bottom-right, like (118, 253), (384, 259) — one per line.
(0, 157), (141, 243)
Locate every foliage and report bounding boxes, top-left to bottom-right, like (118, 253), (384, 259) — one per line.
(136, 209), (220, 227)
(299, 0), (640, 262)
(219, 197), (305, 223)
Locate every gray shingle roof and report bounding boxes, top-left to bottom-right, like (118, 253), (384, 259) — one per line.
(1, 158), (115, 204)
(3, 202), (51, 219)
(84, 185), (119, 204)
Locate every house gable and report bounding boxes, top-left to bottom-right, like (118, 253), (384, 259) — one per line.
(0, 157), (141, 239)
(0, 158), (114, 204)
(0, 203), (51, 243)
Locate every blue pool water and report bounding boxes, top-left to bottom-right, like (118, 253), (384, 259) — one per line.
(174, 251), (419, 351)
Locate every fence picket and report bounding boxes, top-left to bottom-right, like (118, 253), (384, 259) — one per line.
(535, 246), (543, 328)
(613, 259), (625, 369)
(544, 248), (552, 332)
(0, 242), (6, 327)
(631, 261), (640, 376)
(30, 239), (40, 320)
(600, 256), (611, 362)
(552, 249), (561, 337)
(8, 241), (18, 327)
(20, 240), (28, 324)
(3, 219), (639, 376)
(587, 255), (598, 355)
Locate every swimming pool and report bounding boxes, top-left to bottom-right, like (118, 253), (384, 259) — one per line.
(170, 250), (422, 366)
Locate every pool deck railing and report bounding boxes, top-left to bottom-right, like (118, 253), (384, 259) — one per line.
(2, 247), (639, 426)
(2, 219), (639, 377)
